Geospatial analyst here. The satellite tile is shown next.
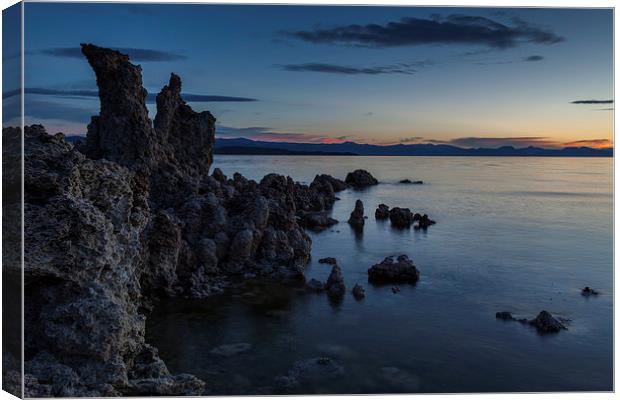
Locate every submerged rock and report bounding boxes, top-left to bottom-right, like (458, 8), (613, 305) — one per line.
(368, 255), (420, 284)
(325, 265), (346, 296)
(495, 311), (528, 323)
(306, 279), (325, 292)
(298, 211), (338, 231)
(529, 311), (567, 333)
(416, 214), (436, 229)
(348, 199), (365, 229)
(352, 284), (365, 300)
(375, 204), (390, 220)
(318, 257), (337, 265)
(344, 169), (378, 188)
(399, 179), (423, 184)
(275, 357), (344, 392)
(209, 343), (253, 357)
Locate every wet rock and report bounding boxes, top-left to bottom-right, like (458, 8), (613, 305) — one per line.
(368, 255), (420, 283)
(298, 211), (338, 231)
(582, 286), (599, 296)
(391, 286), (401, 294)
(275, 357), (344, 392)
(495, 311), (515, 320)
(416, 214), (436, 229)
(313, 174), (348, 192)
(344, 169), (378, 188)
(318, 257), (337, 265)
(399, 179), (423, 184)
(325, 265), (346, 296)
(306, 279), (325, 292)
(348, 199), (365, 229)
(375, 204), (390, 219)
(352, 284), (365, 300)
(389, 207), (414, 228)
(209, 343), (252, 357)
(529, 311), (567, 333)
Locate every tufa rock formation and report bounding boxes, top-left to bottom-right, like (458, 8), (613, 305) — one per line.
(347, 199), (365, 229)
(368, 255), (420, 284)
(11, 43), (350, 397)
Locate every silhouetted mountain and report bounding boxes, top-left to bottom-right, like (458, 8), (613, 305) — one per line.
(215, 146), (356, 156)
(215, 138), (613, 157)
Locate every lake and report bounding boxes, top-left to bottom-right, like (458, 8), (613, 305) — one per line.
(146, 156), (613, 394)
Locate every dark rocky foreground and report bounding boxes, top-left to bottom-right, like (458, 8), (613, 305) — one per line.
(2, 44), (371, 397)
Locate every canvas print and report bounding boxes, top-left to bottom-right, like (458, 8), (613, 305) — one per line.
(2, 2), (614, 397)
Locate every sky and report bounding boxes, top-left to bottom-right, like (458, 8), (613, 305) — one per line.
(3, 3), (614, 148)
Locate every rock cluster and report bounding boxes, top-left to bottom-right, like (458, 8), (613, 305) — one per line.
(378, 205), (436, 229)
(14, 44), (348, 397)
(375, 204), (390, 219)
(368, 255), (420, 283)
(495, 310), (567, 334)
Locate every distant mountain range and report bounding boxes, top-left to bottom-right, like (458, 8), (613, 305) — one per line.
(215, 138), (613, 157)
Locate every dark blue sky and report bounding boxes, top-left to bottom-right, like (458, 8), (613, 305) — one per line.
(8, 3), (614, 148)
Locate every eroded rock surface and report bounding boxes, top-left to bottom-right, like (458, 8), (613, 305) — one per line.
(344, 169), (378, 188)
(17, 44), (327, 397)
(368, 255), (420, 284)
(348, 199), (365, 229)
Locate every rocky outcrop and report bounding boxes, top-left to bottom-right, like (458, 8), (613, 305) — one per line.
(389, 207), (414, 228)
(368, 255), (420, 284)
(19, 44), (317, 397)
(344, 169), (378, 188)
(325, 264), (346, 297)
(529, 311), (567, 333)
(375, 204), (390, 220)
(347, 199), (365, 229)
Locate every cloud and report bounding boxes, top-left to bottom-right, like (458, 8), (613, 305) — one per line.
(40, 47), (187, 62)
(571, 99), (614, 104)
(563, 139), (612, 149)
(3, 87), (257, 103)
(280, 62), (417, 75)
(430, 136), (561, 148)
(399, 136), (424, 143)
(524, 55), (544, 61)
(216, 125), (338, 143)
(282, 14), (563, 49)
(363, 112), (374, 117)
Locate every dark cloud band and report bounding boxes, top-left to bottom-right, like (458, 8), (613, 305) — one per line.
(280, 62), (416, 75)
(283, 14), (563, 49)
(571, 99), (613, 104)
(3, 87), (257, 103)
(40, 47), (187, 62)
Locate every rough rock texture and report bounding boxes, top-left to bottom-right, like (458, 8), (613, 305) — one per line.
(389, 207), (414, 228)
(352, 284), (365, 300)
(19, 44), (322, 397)
(368, 255), (420, 284)
(529, 311), (567, 333)
(325, 265), (346, 297)
(344, 169), (378, 188)
(348, 199), (365, 229)
(375, 204), (390, 220)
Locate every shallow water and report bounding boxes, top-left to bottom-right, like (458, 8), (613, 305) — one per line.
(147, 156), (613, 394)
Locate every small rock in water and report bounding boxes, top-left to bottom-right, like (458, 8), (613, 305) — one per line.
(318, 257), (337, 265)
(375, 204), (390, 219)
(274, 357), (345, 392)
(581, 286), (599, 296)
(415, 214), (436, 229)
(391, 286), (400, 294)
(209, 343), (252, 357)
(325, 264), (346, 296)
(529, 311), (567, 333)
(306, 279), (325, 292)
(368, 255), (420, 284)
(348, 199), (365, 229)
(399, 179), (423, 184)
(495, 311), (515, 320)
(352, 284), (365, 300)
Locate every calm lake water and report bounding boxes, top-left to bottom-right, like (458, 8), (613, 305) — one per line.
(147, 156), (613, 394)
